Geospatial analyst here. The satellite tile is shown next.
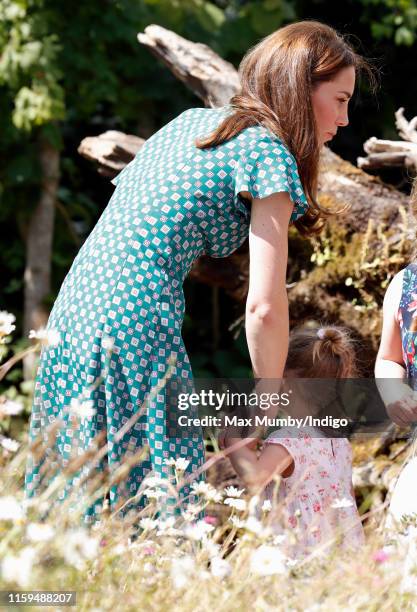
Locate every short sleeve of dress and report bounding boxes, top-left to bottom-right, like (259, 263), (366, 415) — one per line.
(111, 160), (133, 186)
(233, 133), (309, 223)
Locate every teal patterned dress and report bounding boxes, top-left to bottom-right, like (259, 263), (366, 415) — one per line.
(24, 106), (309, 524)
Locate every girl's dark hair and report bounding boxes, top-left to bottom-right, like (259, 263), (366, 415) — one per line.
(196, 20), (377, 236)
(285, 325), (358, 436)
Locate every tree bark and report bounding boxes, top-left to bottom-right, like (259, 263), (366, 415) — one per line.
(137, 25), (240, 108)
(23, 135), (60, 379)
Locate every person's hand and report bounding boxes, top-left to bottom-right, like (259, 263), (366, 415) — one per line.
(218, 429), (258, 451)
(386, 391), (417, 427)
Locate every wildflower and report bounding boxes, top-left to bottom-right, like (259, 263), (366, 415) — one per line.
(1, 436), (20, 452)
(102, 335), (115, 351)
(143, 488), (166, 500)
(182, 504), (202, 522)
(26, 523), (55, 543)
(373, 548), (390, 564)
(262, 500), (272, 513)
(156, 517), (181, 536)
(164, 457), (190, 471)
(250, 544), (287, 576)
(170, 555), (194, 589)
(202, 538), (221, 559)
(210, 556), (232, 579)
(0, 311), (16, 342)
(2, 547), (36, 587)
(244, 516), (264, 535)
(63, 529), (99, 570)
(142, 474), (167, 488)
(69, 398), (96, 419)
(143, 561), (155, 573)
(224, 497), (247, 512)
(139, 518), (158, 531)
(229, 516), (245, 528)
(29, 327), (61, 347)
(0, 399), (24, 416)
(331, 497), (354, 509)
(0, 496), (25, 521)
(184, 520), (214, 541)
(191, 481), (222, 503)
(224, 486), (245, 498)
(272, 534), (287, 546)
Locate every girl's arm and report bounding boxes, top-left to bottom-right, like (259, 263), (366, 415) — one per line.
(375, 271), (417, 425)
(375, 271), (405, 379)
(225, 437), (294, 494)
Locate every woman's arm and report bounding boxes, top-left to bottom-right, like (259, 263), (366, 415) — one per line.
(375, 270), (417, 425)
(218, 192), (293, 451)
(245, 191), (293, 380)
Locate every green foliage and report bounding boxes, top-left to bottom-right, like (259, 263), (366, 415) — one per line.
(359, 0), (417, 46)
(0, 1), (65, 130)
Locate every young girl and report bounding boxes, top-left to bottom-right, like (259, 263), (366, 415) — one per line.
(222, 325), (365, 557)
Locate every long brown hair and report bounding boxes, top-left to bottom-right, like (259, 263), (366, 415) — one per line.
(196, 21), (376, 235)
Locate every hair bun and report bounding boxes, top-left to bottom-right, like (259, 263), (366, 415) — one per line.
(316, 326), (344, 355)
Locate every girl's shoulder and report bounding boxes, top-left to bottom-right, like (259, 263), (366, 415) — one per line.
(265, 426), (323, 448)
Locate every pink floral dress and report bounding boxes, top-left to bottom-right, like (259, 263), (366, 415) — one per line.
(263, 427), (364, 557)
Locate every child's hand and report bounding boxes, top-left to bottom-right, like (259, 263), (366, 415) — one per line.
(386, 391), (417, 426)
(218, 429), (258, 451)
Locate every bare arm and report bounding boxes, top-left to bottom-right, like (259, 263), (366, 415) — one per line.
(218, 192), (293, 451)
(375, 271), (405, 379)
(375, 270), (417, 425)
(245, 191), (293, 380)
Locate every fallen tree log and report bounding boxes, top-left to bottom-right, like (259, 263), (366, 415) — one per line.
(357, 107), (417, 172)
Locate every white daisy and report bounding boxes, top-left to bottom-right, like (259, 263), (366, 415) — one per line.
(26, 523), (55, 543)
(223, 486), (245, 498)
(0, 311), (16, 341)
(29, 327), (61, 347)
(1, 436), (20, 452)
(69, 398), (96, 419)
(0, 399), (24, 416)
(250, 544), (287, 576)
(224, 497), (247, 512)
(331, 497), (354, 509)
(210, 556), (232, 579)
(0, 495), (25, 521)
(164, 457), (190, 471)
